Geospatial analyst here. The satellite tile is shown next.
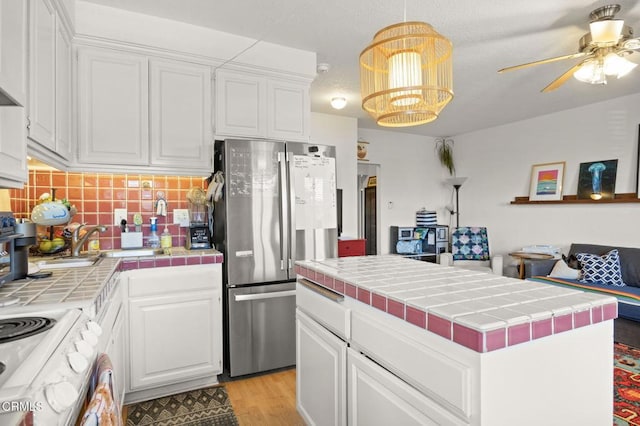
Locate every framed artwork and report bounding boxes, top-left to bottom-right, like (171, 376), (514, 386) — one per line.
(529, 162), (565, 201)
(357, 140), (369, 161)
(367, 176), (377, 187)
(577, 159), (618, 200)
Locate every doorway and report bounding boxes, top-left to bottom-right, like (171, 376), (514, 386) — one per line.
(357, 163), (380, 255)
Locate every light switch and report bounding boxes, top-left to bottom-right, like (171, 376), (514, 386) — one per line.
(173, 209), (190, 227)
(114, 209), (128, 226)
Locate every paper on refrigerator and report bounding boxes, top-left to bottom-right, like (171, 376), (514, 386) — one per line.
(292, 155), (337, 230)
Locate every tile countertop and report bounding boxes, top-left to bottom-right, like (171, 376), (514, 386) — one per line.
(295, 255), (618, 353)
(0, 248), (223, 317)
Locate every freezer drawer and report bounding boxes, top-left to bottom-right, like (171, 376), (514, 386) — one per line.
(227, 282), (297, 377)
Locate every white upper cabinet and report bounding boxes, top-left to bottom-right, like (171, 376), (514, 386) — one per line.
(77, 46), (149, 166)
(54, 16), (71, 160)
(215, 69), (265, 138)
(28, 0), (56, 151)
(215, 69), (310, 141)
(26, 0), (73, 167)
(267, 79), (310, 141)
(0, 0), (27, 188)
(0, 0), (27, 107)
(149, 59), (212, 169)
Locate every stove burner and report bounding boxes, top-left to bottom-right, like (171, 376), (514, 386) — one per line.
(0, 317), (56, 343)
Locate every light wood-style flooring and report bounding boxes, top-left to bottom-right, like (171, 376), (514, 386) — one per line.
(122, 369), (304, 426)
(224, 368), (305, 426)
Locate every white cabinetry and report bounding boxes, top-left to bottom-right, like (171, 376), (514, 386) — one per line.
(76, 46), (214, 173)
(0, 0), (27, 188)
(347, 348), (466, 426)
(215, 69), (310, 141)
(150, 59), (212, 169)
(296, 310), (347, 426)
(0, 0), (27, 107)
(27, 0), (72, 167)
(77, 47), (149, 166)
(28, 0), (56, 150)
(54, 15), (71, 160)
(124, 264), (222, 400)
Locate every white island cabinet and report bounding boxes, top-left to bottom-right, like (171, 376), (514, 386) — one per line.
(123, 264), (223, 404)
(296, 256), (617, 426)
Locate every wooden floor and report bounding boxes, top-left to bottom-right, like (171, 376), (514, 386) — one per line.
(224, 368), (305, 426)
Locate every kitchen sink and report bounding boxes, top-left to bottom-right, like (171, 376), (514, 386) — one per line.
(99, 248), (165, 258)
(36, 256), (102, 270)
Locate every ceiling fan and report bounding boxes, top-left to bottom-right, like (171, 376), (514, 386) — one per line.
(498, 4), (640, 92)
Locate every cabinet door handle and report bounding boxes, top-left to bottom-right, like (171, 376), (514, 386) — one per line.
(26, 117), (31, 130)
(234, 290), (296, 302)
(298, 278), (344, 302)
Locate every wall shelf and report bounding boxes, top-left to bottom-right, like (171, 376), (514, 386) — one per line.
(510, 193), (640, 205)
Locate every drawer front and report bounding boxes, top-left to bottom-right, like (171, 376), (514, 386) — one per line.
(351, 310), (472, 419)
(348, 348), (468, 426)
(296, 281), (350, 340)
(338, 239), (366, 257)
(127, 264), (221, 297)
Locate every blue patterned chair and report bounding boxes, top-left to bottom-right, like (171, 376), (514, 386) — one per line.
(439, 227), (503, 275)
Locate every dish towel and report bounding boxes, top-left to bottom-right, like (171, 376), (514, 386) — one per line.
(80, 353), (122, 426)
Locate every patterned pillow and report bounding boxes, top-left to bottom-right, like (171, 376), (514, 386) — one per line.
(576, 249), (625, 286)
(451, 227), (490, 261)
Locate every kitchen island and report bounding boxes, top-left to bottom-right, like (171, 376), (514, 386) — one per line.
(295, 255), (616, 425)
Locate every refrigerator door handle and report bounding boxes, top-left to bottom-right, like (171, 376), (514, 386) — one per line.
(278, 151), (289, 271)
(234, 290), (297, 302)
(285, 150), (296, 275)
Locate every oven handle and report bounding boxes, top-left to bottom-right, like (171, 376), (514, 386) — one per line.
(234, 289), (296, 302)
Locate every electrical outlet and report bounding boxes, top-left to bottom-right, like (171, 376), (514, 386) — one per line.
(114, 208), (128, 226)
(173, 209), (190, 227)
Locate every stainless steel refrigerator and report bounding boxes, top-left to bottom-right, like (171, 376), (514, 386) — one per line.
(213, 139), (338, 377)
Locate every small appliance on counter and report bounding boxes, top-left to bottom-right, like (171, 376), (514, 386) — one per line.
(186, 187), (211, 249)
(13, 219), (36, 280)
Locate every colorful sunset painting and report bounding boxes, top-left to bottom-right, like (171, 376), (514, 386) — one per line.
(536, 169), (558, 195)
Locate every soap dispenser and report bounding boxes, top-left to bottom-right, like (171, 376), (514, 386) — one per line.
(148, 217), (160, 248)
(161, 224), (172, 249)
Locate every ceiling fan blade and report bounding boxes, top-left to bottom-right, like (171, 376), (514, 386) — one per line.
(498, 52), (588, 73)
(622, 38), (640, 50)
(541, 61), (587, 93)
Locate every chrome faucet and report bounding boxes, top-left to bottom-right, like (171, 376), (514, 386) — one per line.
(71, 224), (107, 257)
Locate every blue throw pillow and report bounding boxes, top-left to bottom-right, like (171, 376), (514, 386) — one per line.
(576, 249), (625, 286)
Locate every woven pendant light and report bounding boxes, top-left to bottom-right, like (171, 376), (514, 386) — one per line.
(360, 21), (453, 127)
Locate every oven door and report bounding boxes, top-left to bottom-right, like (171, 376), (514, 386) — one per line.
(227, 282), (296, 377)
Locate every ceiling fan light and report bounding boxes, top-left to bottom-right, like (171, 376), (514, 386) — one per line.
(574, 60), (606, 84)
(589, 19), (624, 44)
(603, 53), (637, 78)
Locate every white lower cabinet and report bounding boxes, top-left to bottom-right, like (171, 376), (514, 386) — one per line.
(296, 282), (470, 426)
(296, 309), (347, 426)
(347, 348), (467, 426)
(125, 264), (223, 395)
(104, 299), (126, 407)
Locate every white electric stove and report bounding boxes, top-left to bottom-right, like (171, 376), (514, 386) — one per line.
(0, 307), (103, 425)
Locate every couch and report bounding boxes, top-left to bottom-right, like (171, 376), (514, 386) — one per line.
(524, 243), (640, 324)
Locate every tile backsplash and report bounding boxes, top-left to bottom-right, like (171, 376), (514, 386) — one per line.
(10, 170), (209, 251)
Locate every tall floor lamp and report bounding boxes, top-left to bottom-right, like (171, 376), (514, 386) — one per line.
(446, 177), (467, 228)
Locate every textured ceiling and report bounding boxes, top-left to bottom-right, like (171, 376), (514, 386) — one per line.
(80, 0), (640, 137)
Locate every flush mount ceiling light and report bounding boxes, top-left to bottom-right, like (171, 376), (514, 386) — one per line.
(359, 20), (453, 127)
(330, 97), (347, 109)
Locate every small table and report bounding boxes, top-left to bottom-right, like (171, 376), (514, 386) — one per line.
(509, 251), (554, 279)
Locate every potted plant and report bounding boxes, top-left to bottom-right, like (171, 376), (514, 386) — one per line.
(435, 137), (455, 175)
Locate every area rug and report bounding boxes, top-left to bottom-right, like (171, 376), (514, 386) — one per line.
(125, 385), (238, 426)
(615, 343), (640, 426)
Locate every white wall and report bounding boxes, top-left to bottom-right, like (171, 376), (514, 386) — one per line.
(357, 128), (453, 254)
(310, 113), (358, 238)
(453, 92), (640, 266)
